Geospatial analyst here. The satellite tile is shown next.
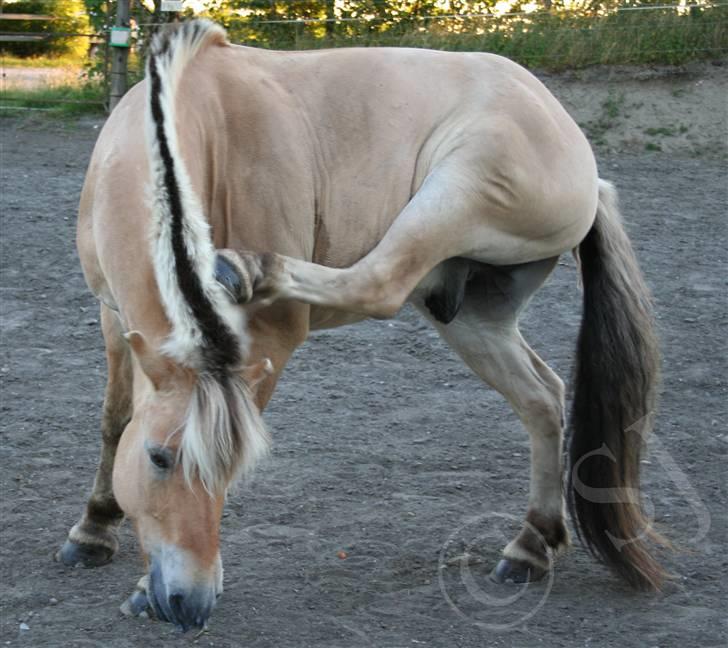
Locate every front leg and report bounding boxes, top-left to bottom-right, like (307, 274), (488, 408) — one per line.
(56, 305), (131, 567)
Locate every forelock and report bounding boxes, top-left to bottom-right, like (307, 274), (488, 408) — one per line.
(180, 371), (269, 494)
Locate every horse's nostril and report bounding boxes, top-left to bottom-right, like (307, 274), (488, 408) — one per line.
(168, 592), (187, 630)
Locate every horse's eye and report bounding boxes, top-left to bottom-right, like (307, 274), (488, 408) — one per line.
(149, 449), (172, 471)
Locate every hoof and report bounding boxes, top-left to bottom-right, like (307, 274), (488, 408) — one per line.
(215, 254), (247, 304)
(55, 539), (114, 568)
(490, 558), (548, 584)
(120, 589), (151, 618)
(121, 575), (151, 618)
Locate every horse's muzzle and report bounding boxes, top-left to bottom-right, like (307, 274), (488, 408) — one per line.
(147, 559), (218, 632)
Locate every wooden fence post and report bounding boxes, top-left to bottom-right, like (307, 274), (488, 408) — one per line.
(109, 0), (130, 112)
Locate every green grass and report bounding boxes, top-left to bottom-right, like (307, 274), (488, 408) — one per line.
(3, 5), (726, 114)
(0, 83), (105, 115)
(227, 5), (728, 71)
(0, 53), (87, 68)
(581, 90), (625, 143)
(645, 126), (676, 136)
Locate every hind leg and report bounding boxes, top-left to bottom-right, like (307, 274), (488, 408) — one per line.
(414, 258), (570, 582)
(57, 305), (131, 567)
(216, 160), (576, 318)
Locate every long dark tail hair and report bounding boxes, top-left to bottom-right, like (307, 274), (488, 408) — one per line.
(568, 179), (668, 590)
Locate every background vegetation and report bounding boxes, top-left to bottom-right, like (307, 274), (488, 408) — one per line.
(0, 0), (91, 58)
(1, 0), (726, 113)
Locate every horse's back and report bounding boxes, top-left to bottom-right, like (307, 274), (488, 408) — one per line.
(222, 45), (599, 263)
(79, 43), (597, 328)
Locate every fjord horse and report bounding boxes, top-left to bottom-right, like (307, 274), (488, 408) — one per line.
(57, 20), (666, 631)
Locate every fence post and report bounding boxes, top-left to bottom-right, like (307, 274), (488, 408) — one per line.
(109, 0), (131, 112)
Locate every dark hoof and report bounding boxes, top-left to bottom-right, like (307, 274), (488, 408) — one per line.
(55, 539), (114, 568)
(490, 558), (547, 584)
(120, 588), (151, 618)
(215, 254), (246, 303)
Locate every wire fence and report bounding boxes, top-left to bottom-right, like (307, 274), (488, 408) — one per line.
(211, 1), (728, 23)
(1, 2), (727, 112)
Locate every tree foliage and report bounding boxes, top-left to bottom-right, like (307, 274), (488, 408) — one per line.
(0, 0), (91, 57)
(1, 0), (722, 71)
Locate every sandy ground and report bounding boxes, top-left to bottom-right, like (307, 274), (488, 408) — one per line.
(545, 60), (728, 159)
(0, 64), (726, 647)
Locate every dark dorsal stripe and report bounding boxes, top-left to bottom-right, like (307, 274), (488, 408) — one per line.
(148, 47), (240, 370)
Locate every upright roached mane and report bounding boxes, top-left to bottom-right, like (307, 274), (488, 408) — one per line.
(145, 21), (239, 367)
(145, 21), (269, 493)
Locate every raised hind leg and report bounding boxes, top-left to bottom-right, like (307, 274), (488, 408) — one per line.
(217, 158), (579, 319)
(57, 304), (131, 567)
(414, 258), (570, 583)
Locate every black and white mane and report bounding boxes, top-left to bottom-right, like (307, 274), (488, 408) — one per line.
(145, 21), (269, 493)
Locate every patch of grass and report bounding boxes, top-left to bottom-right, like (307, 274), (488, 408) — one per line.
(583, 89), (624, 144)
(0, 83), (105, 115)
(602, 92), (624, 120)
(0, 53), (87, 68)
(645, 142), (662, 151)
(644, 126), (676, 137)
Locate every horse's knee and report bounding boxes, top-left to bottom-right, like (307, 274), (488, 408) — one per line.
(101, 399), (131, 441)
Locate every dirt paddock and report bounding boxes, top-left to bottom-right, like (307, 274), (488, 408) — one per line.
(1, 64), (726, 647)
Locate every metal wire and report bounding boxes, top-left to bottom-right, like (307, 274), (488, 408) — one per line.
(191, 2), (728, 25)
(0, 31), (102, 39)
(2, 3), (725, 109)
(308, 22), (728, 37)
(0, 96), (104, 105)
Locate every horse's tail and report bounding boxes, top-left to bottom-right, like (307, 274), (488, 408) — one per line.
(145, 20), (244, 369)
(568, 179), (668, 591)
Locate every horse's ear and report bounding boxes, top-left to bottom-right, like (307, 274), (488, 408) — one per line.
(125, 331), (172, 390)
(243, 357), (274, 393)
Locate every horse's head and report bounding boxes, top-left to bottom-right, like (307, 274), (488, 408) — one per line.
(114, 331), (270, 631)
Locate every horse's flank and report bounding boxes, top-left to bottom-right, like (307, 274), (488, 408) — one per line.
(79, 32), (595, 332)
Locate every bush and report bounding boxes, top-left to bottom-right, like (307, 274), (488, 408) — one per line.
(0, 0), (92, 60)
